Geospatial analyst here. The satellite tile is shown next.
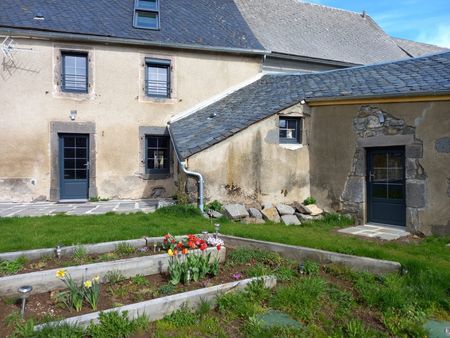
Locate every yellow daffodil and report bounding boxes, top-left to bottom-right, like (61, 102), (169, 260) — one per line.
(56, 269), (66, 278)
(93, 276), (100, 283)
(84, 280), (92, 288)
(168, 249), (174, 256)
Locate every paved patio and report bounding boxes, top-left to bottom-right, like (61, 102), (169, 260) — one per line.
(0, 199), (174, 217)
(338, 224), (410, 241)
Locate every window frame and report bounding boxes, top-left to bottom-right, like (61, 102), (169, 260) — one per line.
(279, 117), (303, 144)
(133, 0), (160, 30)
(145, 135), (170, 174)
(145, 58), (171, 98)
(61, 51), (89, 94)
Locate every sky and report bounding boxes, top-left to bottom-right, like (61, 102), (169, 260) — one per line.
(304, 0), (450, 47)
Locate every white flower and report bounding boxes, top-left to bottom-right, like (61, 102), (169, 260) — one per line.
(206, 236), (224, 247)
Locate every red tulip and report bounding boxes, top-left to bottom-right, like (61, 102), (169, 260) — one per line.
(217, 244), (222, 251)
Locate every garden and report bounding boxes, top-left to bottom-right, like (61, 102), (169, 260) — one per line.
(0, 205), (448, 337)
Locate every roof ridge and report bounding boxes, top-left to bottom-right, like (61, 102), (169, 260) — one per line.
(299, 1), (365, 17)
(393, 36), (449, 49)
(284, 50), (450, 80)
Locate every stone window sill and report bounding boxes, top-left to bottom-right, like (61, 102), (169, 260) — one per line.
(140, 173), (172, 180)
(139, 96), (178, 104)
(279, 144), (304, 150)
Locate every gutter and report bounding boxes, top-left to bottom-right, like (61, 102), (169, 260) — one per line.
(306, 90), (450, 106)
(167, 125), (204, 213)
(0, 27), (269, 56)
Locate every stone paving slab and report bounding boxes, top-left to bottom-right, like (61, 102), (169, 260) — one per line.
(0, 199), (168, 218)
(338, 224), (410, 241)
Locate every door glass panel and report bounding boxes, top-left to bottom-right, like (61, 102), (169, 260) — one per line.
(64, 148), (75, 158)
(373, 168), (387, 182)
(372, 184), (387, 198)
(372, 153), (386, 168)
(76, 148), (87, 158)
(389, 168), (403, 182)
(64, 170), (76, 179)
(64, 159), (75, 169)
(388, 185), (404, 199)
(64, 137), (75, 147)
(76, 170), (87, 179)
(76, 137), (87, 147)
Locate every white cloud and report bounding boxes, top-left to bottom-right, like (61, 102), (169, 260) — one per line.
(417, 24), (450, 48)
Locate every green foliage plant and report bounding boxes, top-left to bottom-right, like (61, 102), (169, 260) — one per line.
(303, 196), (316, 205)
(115, 242), (135, 257)
(87, 311), (148, 338)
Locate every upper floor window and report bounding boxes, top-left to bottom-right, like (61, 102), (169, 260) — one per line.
(279, 117), (302, 144)
(134, 0), (160, 30)
(145, 58), (171, 98)
(145, 135), (170, 174)
(61, 52), (88, 93)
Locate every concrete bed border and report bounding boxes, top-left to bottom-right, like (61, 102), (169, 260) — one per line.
(0, 247), (225, 297)
(35, 275), (277, 330)
(221, 234), (401, 275)
(0, 235), (191, 262)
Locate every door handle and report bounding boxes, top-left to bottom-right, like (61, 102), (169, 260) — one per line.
(84, 162), (90, 170)
(369, 171), (374, 182)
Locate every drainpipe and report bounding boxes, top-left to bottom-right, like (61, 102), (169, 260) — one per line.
(180, 162), (204, 213)
(167, 126), (204, 213)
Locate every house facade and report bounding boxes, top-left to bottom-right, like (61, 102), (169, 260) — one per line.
(1, 0), (449, 235)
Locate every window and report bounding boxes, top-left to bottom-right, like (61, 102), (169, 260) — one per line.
(61, 52), (88, 93)
(134, 0), (160, 29)
(279, 117), (302, 144)
(145, 58), (171, 98)
(145, 135), (170, 174)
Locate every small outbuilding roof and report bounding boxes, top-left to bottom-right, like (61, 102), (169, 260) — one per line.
(170, 51), (450, 160)
(0, 0), (264, 52)
(234, 0), (408, 64)
(393, 38), (448, 57)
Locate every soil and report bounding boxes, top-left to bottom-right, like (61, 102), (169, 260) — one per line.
(0, 247), (161, 277)
(0, 253), (253, 337)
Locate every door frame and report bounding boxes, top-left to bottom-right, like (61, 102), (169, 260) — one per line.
(58, 133), (90, 201)
(366, 146), (406, 226)
(50, 121), (97, 202)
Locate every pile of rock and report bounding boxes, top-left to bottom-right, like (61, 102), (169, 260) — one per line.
(219, 202), (324, 225)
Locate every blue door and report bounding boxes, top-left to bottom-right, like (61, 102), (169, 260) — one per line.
(367, 147), (405, 226)
(59, 134), (89, 200)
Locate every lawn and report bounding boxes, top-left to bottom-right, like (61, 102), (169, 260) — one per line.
(0, 205), (449, 337)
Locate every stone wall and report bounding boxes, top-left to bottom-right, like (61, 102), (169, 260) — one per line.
(309, 101), (450, 235)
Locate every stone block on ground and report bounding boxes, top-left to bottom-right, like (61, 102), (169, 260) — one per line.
(248, 208), (263, 219)
(281, 215), (300, 226)
(262, 202), (273, 209)
(207, 210), (223, 218)
(241, 217), (265, 225)
(292, 201), (310, 214)
(276, 204), (295, 215)
(296, 213), (315, 222)
(261, 207), (280, 223)
(223, 204), (249, 220)
(303, 204), (323, 216)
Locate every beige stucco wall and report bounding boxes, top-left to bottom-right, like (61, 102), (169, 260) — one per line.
(0, 37), (262, 201)
(186, 104), (311, 205)
(309, 101), (450, 234)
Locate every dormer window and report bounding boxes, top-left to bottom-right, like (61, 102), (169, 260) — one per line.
(134, 0), (160, 30)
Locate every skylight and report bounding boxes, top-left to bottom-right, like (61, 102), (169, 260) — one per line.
(133, 0), (160, 30)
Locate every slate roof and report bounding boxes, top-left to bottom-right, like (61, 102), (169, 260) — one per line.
(394, 38), (448, 57)
(170, 51), (450, 160)
(0, 0), (264, 52)
(234, 0), (408, 64)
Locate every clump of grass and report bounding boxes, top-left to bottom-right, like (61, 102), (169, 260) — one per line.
(131, 274), (150, 287)
(87, 311), (148, 338)
(154, 204), (201, 217)
(163, 304), (198, 327)
(104, 270), (126, 284)
(115, 242), (135, 257)
(72, 245), (88, 263)
(227, 247), (282, 267)
(274, 265), (296, 281)
(300, 260), (320, 275)
(205, 200), (223, 212)
(158, 284), (175, 295)
(247, 263), (271, 277)
(270, 276), (327, 320)
(0, 256), (27, 274)
(303, 196), (316, 205)
(217, 290), (264, 319)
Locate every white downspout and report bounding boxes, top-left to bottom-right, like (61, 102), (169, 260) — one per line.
(168, 126), (204, 213)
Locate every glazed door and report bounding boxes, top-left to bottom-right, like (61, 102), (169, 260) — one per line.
(367, 147), (405, 226)
(59, 134), (89, 200)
